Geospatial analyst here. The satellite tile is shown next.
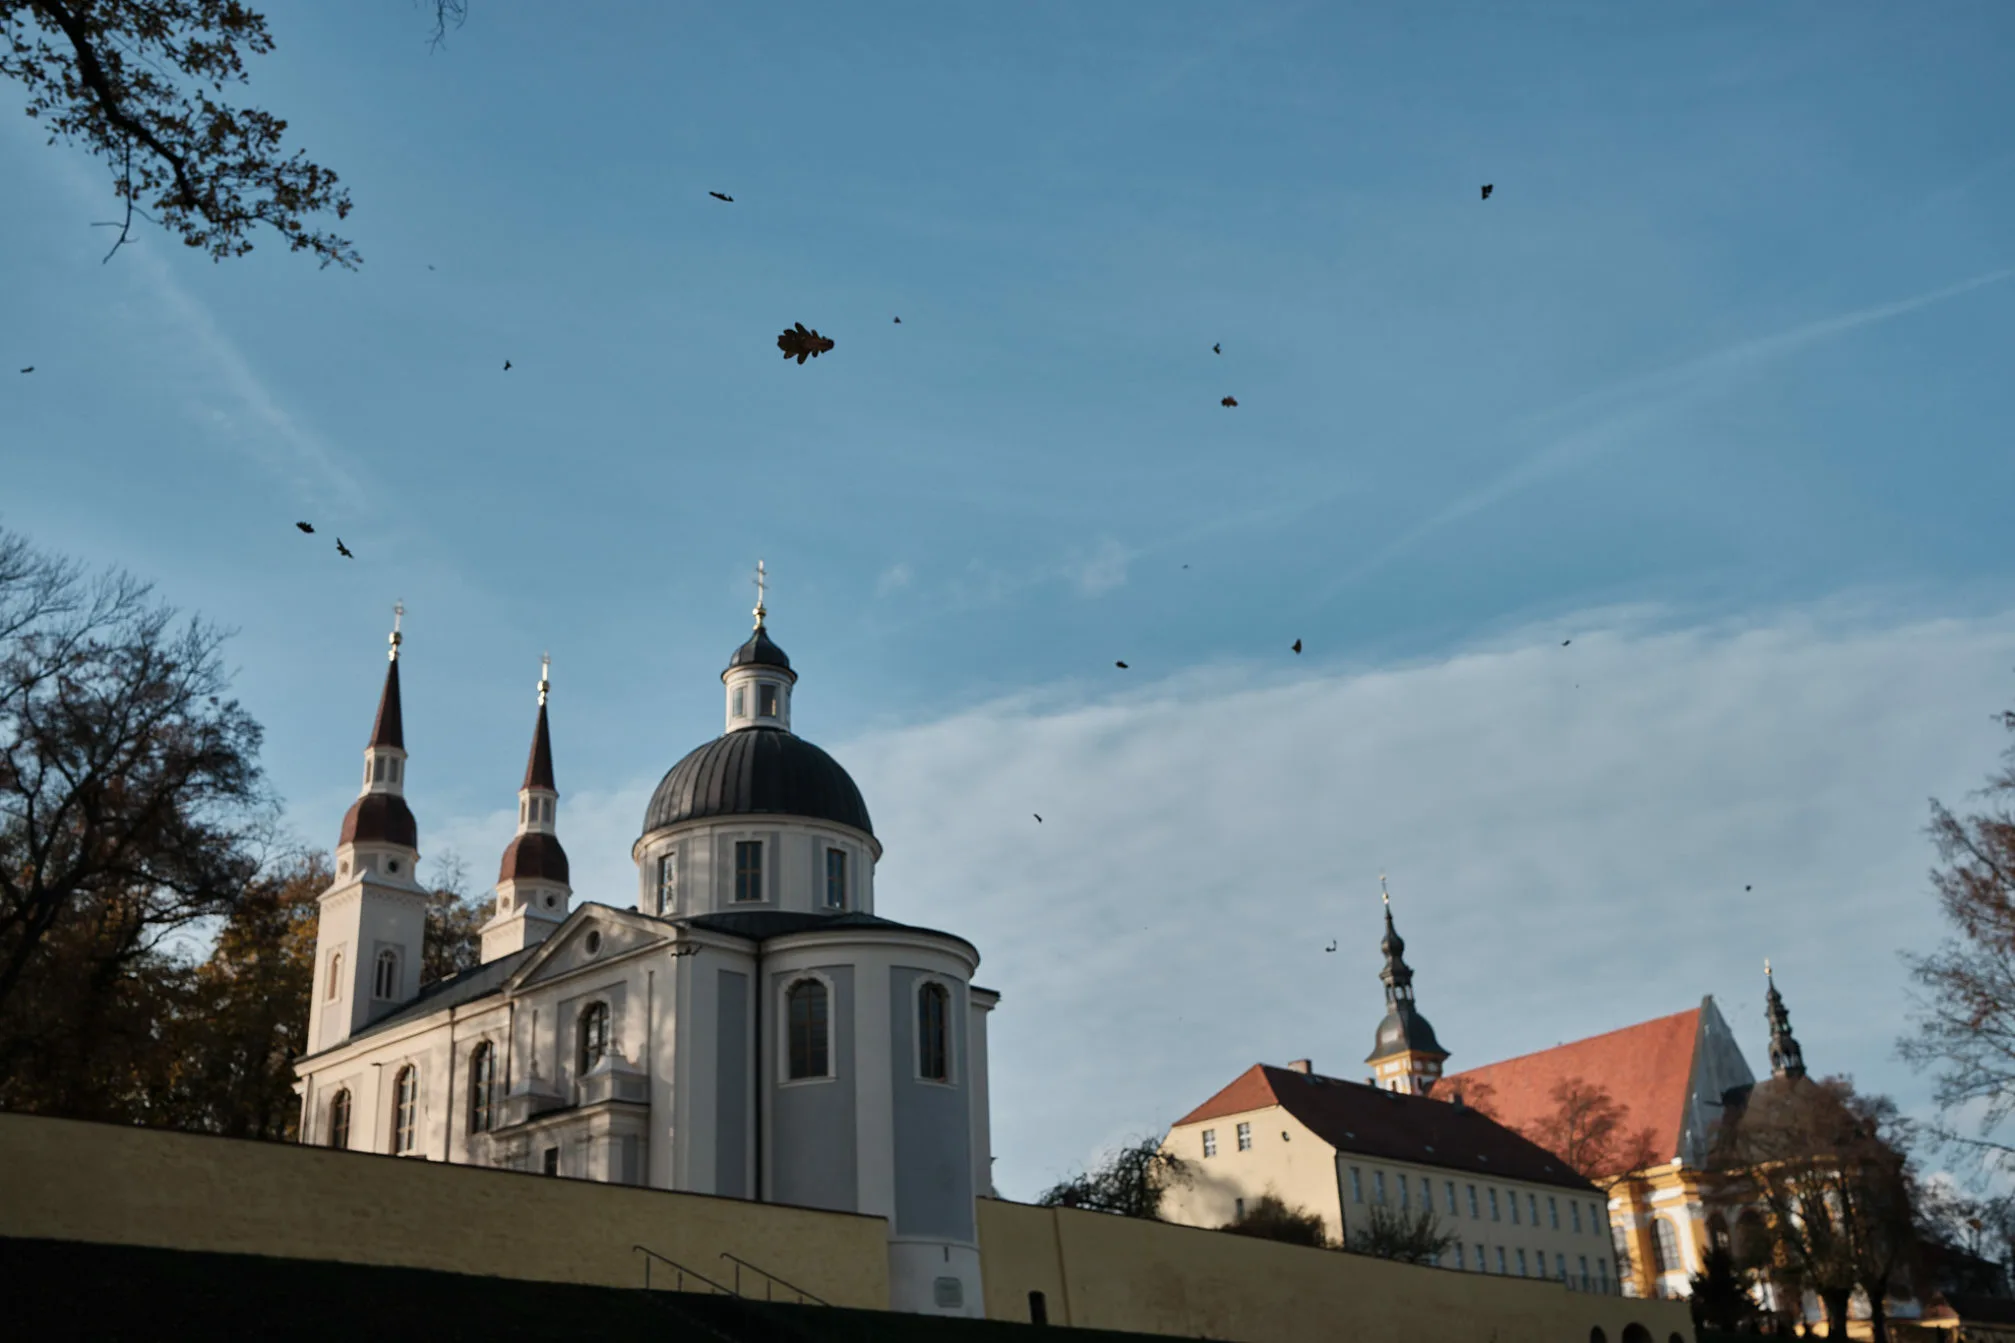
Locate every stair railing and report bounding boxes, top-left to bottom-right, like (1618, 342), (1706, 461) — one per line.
(632, 1244), (737, 1297)
(718, 1251), (831, 1306)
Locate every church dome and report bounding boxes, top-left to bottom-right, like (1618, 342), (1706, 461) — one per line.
(643, 727), (872, 837)
(499, 831), (570, 885)
(1371, 1003), (1445, 1060)
(339, 792), (417, 848)
(726, 625), (794, 676)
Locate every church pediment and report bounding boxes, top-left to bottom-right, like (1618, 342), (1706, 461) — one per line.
(506, 904), (668, 991)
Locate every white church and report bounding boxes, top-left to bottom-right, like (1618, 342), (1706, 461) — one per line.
(291, 579), (1000, 1317)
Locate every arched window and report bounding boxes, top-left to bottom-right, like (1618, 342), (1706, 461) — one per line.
(787, 978), (829, 1080)
(1707, 1212), (1730, 1254)
(467, 1042), (495, 1134)
(373, 948), (399, 1000)
(578, 1001), (609, 1075)
(918, 982), (950, 1081)
(1651, 1218), (1680, 1274)
(326, 950), (343, 1000)
(328, 1088), (351, 1149)
(392, 1065), (418, 1154)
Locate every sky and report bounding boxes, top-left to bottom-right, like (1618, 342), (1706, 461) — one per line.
(4, 1), (2015, 1202)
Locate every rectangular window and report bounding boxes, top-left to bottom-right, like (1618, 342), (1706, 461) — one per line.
(1557, 1253), (1568, 1283)
(1350, 1167), (1363, 1203)
(1529, 1193), (1540, 1226)
(825, 848), (847, 909)
(657, 852), (677, 913)
(1571, 1201), (1583, 1234)
(1422, 1176), (1433, 1209)
(1446, 1180), (1459, 1216)
(1234, 1197), (1245, 1221)
(1399, 1174), (1410, 1211)
(1598, 1257), (1610, 1293)
(1495, 1247), (1506, 1275)
(1202, 1129), (1217, 1158)
(1476, 1244), (1487, 1273)
(1579, 1254), (1590, 1290)
(1236, 1121), (1251, 1151)
(734, 840), (763, 902)
(1549, 1196), (1560, 1230)
(1374, 1171), (1387, 1205)
(543, 1147), (559, 1176)
(732, 687), (745, 717)
(1453, 1244), (1465, 1271)
(1467, 1184), (1480, 1218)
(1489, 1188), (1500, 1221)
(1592, 1203), (1604, 1235)
(1516, 1249), (1528, 1277)
(758, 684), (778, 717)
(1510, 1189), (1521, 1224)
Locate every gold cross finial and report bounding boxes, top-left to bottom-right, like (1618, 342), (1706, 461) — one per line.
(753, 559), (768, 629)
(538, 652), (551, 707)
(389, 600), (404, 661)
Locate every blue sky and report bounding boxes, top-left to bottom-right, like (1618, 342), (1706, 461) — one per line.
(5, 2), (2015, 1199)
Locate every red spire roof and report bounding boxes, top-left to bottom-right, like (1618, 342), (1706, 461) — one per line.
(522, 701), (556, 792)
(368, 658), (404, 750)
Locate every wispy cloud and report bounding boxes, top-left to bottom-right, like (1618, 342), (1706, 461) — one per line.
(875, 562), (914, 598)
(14, 122), (369, 514)
(483, 596), (2015, 1199)
(1069, 537), (1134, 597)
(1313, 267), (2015, 607)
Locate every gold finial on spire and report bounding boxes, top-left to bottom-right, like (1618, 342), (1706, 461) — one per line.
(1765, 957), (1773, 979)
(389, 600), (404, 661)
(1380, 872), (1390, 907)
(753, 559), (768, 630)
(538, 652), (551, 707)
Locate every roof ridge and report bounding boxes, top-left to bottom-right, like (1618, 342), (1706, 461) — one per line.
(1445, 1005), (1701, 1076)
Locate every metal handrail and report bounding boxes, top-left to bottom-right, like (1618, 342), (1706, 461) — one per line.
(632, 1244), (736, 1297)
(718, 1251), (831, 1306)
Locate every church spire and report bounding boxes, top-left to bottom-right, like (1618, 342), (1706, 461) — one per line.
(522, 654), (555, 791)
(481, 656), (570, 964)
(334, 603), (419, 875)
(1365, 875), (1448, 1095)
(1765, 959), (1807, 1081)
(368, 600), (405, 750)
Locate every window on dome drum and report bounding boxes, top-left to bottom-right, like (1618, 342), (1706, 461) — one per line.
(657, 851), (677, 913)
(578, 1002), (610, 1075)
(733, 687), (745, 717)
(326, 950), (342, 1000)
(1235, 1122), (1251, 1151)
(735, 841), (763, 902)
(327, 1089), (351, 1149)
(1549, 1196), (1560, 1229)
(1202, 1129), (1217, 1159)
(468, 1042), (494, 1134)
(918, 981), (950, 1081)
(824, 848), (846, 910)
(1651, 1218), (1680, 1274)
(758, 684), (778, 717)
(392, 1065), (417, 1154)
(373, 949), (398, 1000)
(787, 978), (829, 1080)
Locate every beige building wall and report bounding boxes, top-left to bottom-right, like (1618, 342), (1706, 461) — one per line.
(1163, 1107), (1620, 1291)
(0, 1112), (889, 1308)
(977, 1197), (1696, 1343)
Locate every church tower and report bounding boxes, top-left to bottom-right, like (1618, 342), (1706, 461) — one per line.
(307, 605), (430, 1054)
(1764, 959), (1807, 1081)
(1365, 877), (1450, 1095)
(479, 656), (571, 963)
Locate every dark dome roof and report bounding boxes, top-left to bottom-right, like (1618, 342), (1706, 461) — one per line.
(499, 831), (570, 885)
(726, 625), (794, 675)
(339, 792), (417, 849)
(643, 727), (872, 837)
(1367, 1004), (1446, 1064)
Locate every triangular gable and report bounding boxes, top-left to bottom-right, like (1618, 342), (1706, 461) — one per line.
(506, 903), (670, 992)
(1676, 996), (1758, 1169)
(1438, 1006), (1708, 1178)
(1171, 1064), (1283, 1129)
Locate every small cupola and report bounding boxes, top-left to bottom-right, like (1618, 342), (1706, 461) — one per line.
(723, 559), (798, 733)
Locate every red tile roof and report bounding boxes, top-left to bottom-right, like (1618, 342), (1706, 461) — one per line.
(1173, 1064), (1599, 1193)
(1438, 1007), (1700, 1178)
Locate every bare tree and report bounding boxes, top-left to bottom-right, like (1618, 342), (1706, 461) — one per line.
(1522, 1075), (1663, 1181)
(0, 523), (273, 1087)
(1037, 1135), (1193, 1220)
(1351, 1203), (1459, 1266)
(1901, 687), (2015, 1172)
(420, 849), (484, 985)
(3, 0), (358, 266)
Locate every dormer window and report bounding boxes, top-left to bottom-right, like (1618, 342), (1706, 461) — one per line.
(758, 684), (778, 717)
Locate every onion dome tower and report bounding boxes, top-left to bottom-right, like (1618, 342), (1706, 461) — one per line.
(307, 604), (431, 1051)
(480, 656), (572, 963)
(1764, 960), (1807, 1081)
(1365, 876), (1450, 1095)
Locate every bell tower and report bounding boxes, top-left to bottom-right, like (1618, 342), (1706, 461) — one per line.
(1364, 876), (1451, 1095)
(307, 604), (430, 1053)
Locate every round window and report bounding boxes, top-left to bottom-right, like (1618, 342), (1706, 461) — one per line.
(584, 930), (602, 957)
(387, 860), (399, 873)
(546, 895), (556, 908)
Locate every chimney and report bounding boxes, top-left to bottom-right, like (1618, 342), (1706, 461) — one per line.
(1287, 1059), (1312, 1074)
